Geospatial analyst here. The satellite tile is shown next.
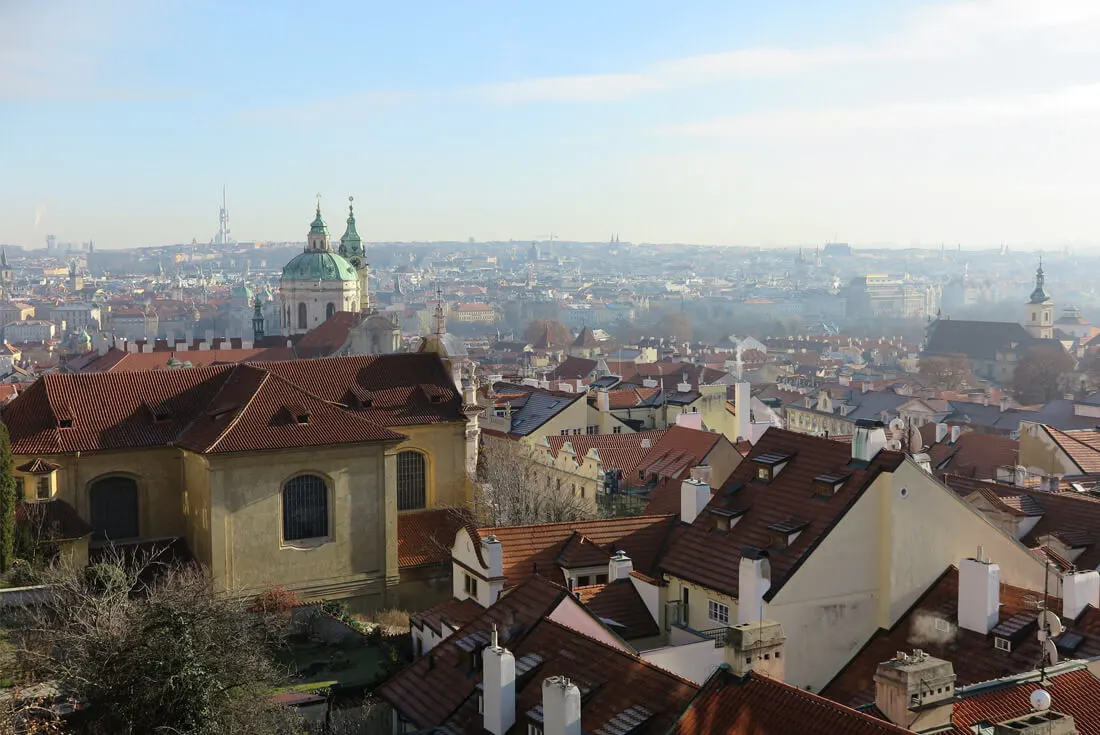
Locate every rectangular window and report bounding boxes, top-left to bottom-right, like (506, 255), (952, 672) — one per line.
(708, 599), (729, 625)
(35, 476), (51, 500)
(561, 429), (569, 436)
(595, 574), (607, 585)
(464, 574), (478, 597)
(612, 426), (622, 434)
(576, 575), (590, 587)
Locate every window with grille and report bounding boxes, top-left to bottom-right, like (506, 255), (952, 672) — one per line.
(397, 451), (427, 510)
(283, 474), (328, 541)
(708, 599), (729, 625)
(35, 476), (51, 500)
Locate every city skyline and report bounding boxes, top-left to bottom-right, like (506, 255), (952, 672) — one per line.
(5, 0), (1100, 249)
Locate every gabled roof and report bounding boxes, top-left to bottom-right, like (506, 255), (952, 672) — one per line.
(1043, 425), (1100, 474)
(921, 429), (1019, 479)
(546, 430), (666, 475)
(398, 508), (476, 569)
(77, 346), (297, 373)
(924, 319), (1035, 361)
(547, 356), (598, 381)
(499, 389), (585, 437)
(474, 514), (678, 588)
(572, 580), (660, 640)
(2, 353), (463, 455)
(660, 428), (905, 600)
(672, 666), (910, 735)
(947, 665), (1100, 735)
(821, 566), (1100, 708)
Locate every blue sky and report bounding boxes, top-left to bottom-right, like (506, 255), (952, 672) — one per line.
(4, 0), (1100, 249)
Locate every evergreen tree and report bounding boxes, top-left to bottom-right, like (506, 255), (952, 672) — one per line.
(0, 422), (16, 573)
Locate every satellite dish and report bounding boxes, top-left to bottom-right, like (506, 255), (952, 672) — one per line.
(1042, 638), (1059, 667)
(1038, 610), (1065, 639)
(1030, 688), (1052, 712)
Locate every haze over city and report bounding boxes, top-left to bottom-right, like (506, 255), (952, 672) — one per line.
(5, 0), (1100, 249)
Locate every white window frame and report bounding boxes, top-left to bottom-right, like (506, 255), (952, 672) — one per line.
(708, 599), (729, 626)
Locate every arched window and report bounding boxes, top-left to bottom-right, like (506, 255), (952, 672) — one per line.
(283, 474), (328, 541)
(326, 302), (335, 319)
(397, 451), (426, 510)
(297, 303), (307, 329)
(89, 476), (139, 541)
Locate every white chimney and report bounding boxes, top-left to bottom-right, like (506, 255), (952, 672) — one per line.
(950, 425), (961, 444)
(681, 478), (710, 524)
(852, 421), (888, 462)
(1062, 570), (1100, 620)
(482, 627), (516, 735)
(913, 453), (932, 474)
(675, 411), (703, 430)
(542, 677), (581, 735)
(934, 423), (948, 443)
(676, 381), (692, 393)
(642, 378), (659, 389)
(479, 534), (505, 606)
(958, 549), (1000, 634)
(1000, 396), (1010, 413)
(737, 548), (771, 625)
(596, 390), (610, 413)
(861, 381), (869, 394)
(608, 550), (633, 582)
(735, 382), (751, 442)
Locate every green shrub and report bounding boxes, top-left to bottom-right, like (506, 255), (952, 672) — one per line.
(4, 558), (38, 587)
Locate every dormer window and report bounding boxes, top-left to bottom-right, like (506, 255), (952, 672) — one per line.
(753, 452), (793, 483)
(812, 472), (851, 498)
(58, 418), (73, 428)
(766, 519), (809, 549)
(296, 412), (311, 424)
(711, 506), (748, 533)
(17, 458), (61, 502)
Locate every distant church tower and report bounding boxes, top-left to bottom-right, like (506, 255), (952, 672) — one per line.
(1024, 259), (1054, 339)
(338, 196), (370, 311)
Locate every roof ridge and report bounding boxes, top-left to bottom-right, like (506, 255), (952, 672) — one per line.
(479, 513), (675, 535)
(194, 365), (272, 453)
(739, 670), (911, 732)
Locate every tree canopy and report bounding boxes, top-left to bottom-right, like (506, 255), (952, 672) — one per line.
(1012, 344), (1076, 405)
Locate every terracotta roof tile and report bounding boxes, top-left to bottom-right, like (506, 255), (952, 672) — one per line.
(572, 580), (659, 640)
(660, 428), (904, 599)
(672, 667), (910, 735)
(1044, 426), (1100, 474)
(79, 347), (297, 373)
(397, 507), (475, 569)
(821, 567), (1100, 708)
(15, 458), (61, 474)
(410, 596), (485, 636)
(948, 666), (1100, 734)
(477, 515), (678, 588)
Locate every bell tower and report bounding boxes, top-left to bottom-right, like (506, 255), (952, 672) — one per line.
(1024, 258), (1054, 339)
(338, 195), (369, 312)
(307, 195), (330, 253)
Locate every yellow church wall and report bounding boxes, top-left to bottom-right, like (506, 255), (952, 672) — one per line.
(207, 442), (397, 604)
(181, 452), (213, 571)
(396, 423), (470, 510)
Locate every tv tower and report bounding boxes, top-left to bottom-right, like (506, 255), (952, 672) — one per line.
(216, 185), (232, 245)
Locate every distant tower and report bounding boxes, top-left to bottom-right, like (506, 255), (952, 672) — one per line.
(215, 186), (232, 245)
(432, 285), (446, 335)
(68, 259), (83, 292)
(1024, 257), (1054, 339)
(337, 195), (369, 312)
(0, 247), (13, 293)
(252, 296), (265, 343)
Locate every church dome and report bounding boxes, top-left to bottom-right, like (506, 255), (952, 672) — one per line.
(282, 251), (358, 282)
(231, 283), (253, 300)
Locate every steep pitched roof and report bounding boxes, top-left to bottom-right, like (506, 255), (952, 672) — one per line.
(2, 354), (463, 455)
(660, 428), (905, 600)
(924, 319), (1035, 361)
(548, 356), (598, 381)
(821, 566), (1100, 708)
(78, 347), (297, 373)
(572, 580), (660, 640)
(671, 666), (910, 735)
(398, 508), (476, 569)
(475, 515), (678, 588)
(947, 665), (1100, 735)
(546, 430), (667, 475)
(1043, 426), (1100, 474)
(924, 431), (1019, 479)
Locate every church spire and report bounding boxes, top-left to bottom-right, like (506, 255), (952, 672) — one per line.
(1029, 255), (1051, 304)
(252, 296), (265, 343)
(338, 195), (363, 259)
(1, 247), (8, 268)
(432, 284), (446, 335)
(307, 195), (330, 253)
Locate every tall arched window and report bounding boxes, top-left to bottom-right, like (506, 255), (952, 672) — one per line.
(297, 303), (308, 330)
(89, 476), (139, 541)
(397, 451), (426, 510)
(283, 474), (329, 541)
(326, 302), (335, 319)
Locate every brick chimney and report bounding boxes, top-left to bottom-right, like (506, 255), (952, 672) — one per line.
(958, 548), (1000, 634)
(681, 478), (710, 524)
(482, 627), (515, 735)
(725, 619), (786, 680)
(874, 650), (955, 731)
(542, 676), (581, 735)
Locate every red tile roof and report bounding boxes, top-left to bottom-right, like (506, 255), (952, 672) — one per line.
(573, 580), (659, 640)
(821, 567), (1100, 708)
(15, 499), (93, 541)
(925, 431), (1019, 479)
(476, 515), (677, 588)
(1043, 426), (1100, 474)
(948, 666), (1100, 735)
(78, 346), (297, 373)
(15, 458), (61, 474)
(660, 428), (905, 600)
(672, 667), (910, 735)
(409, 596), (485, 636)
(398, 508), (476, 569)
(547, 356), (597, 381)
(2, 353), (464, 456)
(292, 311), (362, 358)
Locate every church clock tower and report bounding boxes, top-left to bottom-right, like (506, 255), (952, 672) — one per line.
(1024, 259), (1054, 339)
(338, 196), (370, 312)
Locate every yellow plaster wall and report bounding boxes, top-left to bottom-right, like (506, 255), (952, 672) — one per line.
(207, 443), (395, 602)
(663, 574), (738, 632)
(396, 423), (470, 510)
(519, 397), (590, 445)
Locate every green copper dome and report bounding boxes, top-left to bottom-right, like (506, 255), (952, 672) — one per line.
(282, 250), (358, 282)
(231, 283), (254, 300)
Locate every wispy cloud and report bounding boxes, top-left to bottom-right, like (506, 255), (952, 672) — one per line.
(659, 83), (1100, 138)
(474, 0), (1100, 104)
(232, 90), (416, 124)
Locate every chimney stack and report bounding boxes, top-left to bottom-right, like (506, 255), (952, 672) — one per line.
(1000, 396), (1010, 413)
(873, 651), (956, 731)
(596, 389), (610, 413)
(950, 425), (961, 444)
(958, 548), (1000, 634)
(935, 423), (948, 443)
(725, 620), (786, 680)
(475, 534), (505, 606)
(737, 548), (771, 625)
(541, 676), (581, 735)
(852, 420), (887, 463)
(1062, 569), (1100, 620)
(482, 627), (516, 735)
(680, 478), (710, 524)
(735, 382), (751, 442)
(608, 550), (633, 582)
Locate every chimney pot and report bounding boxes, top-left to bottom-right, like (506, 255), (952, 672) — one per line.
(482, 639), (516, 735)
(958, 554), (1000, 634)
(608, 551), (633, 582)
(542, 676), (582, 735)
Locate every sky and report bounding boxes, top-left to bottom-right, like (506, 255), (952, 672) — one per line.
(3, 0), (1100, 250)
